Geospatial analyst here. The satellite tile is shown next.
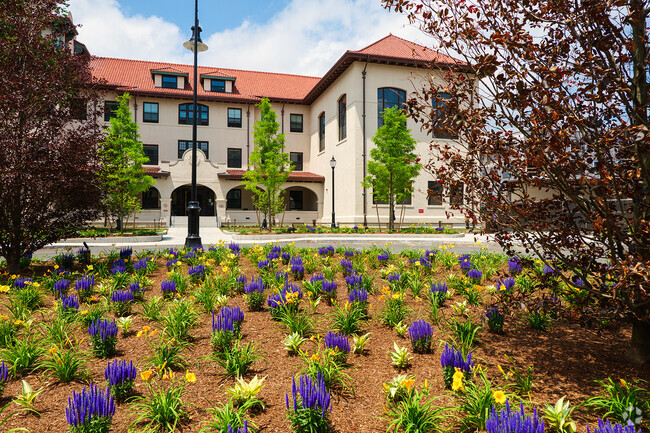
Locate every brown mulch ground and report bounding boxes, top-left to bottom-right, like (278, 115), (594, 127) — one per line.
(1, 254), (648, 433)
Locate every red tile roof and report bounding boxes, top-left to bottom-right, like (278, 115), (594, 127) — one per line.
(350, 34), (465, 66)
(90, 35), (468, 104)
(145, 167), (170, 177)
(91, 57), (320, 103)
(219, 170), (325, 182)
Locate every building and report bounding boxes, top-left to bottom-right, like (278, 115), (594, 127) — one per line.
(90, 34), (472, 228)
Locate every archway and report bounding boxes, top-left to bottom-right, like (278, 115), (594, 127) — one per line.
(283, 186), (318, 211)
(171, 185), (215, 216)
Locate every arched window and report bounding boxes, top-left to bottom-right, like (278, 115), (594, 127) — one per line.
(318, 112), (325, 152)
(178, 103), (209, 125)
(141, 187), (160, 209)
(338, 94), (346, 141)
(377, 87), (406, 127)
(226, 189), (242, 209)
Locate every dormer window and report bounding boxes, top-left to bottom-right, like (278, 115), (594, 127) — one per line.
(161, 75), (177, 89)
(211, 80), (226, 92)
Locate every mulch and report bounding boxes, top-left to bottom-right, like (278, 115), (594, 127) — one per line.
(1, 253), (648, 432)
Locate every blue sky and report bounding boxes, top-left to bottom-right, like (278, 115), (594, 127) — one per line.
(66, 0), (431, 76)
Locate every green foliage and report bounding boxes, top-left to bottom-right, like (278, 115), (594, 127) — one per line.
(585, 378), (649, 427)
(379, 291), (410, 329)
(389, 342), (413, 370)
(129, 375), (189, 433)
(243, 97), (293, 228)
(500, 354), (535, 396)
(276, 309), (314, 337)
(115, 316), (134, 336)
(283, 332), (308, 356)
(383, 374), (416, 407)
(161, 298), (198, 342)
(141, 296), (164, 322)
(40, 347), (89, 383)
(351, 332), (371, 355)
(384, 391), (448, 433)
(2, 337), (42, 376)
(300, 349), (354, 396)
(454, 367), (499, 432)
(98, 93), (153, 231)
(447, 317), (481, 354)
(200, 400), (256, 433)
(542, 396), (577, 433)
(331, 303), (366, 336)
(12, 380), (43, 415)
(527, 310), (552, 331)
(146, 338), (189, 372)
(243, 291), (265, 312)
(213, 340), (262, 377)
(226, 375), (266, 410)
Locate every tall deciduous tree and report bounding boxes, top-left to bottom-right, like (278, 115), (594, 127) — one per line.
(383, 0), (650, 361)
(99, 93), (153, 233)
(364, 106), (420, 231)
(0, 0), (104, 272)
(243, 97), (292, 230)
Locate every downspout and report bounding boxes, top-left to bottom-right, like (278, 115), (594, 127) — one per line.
(246, 104), (251, 169)
(133, 95), (138, 124)
(281, 104), (285, 151)
(362, 56), (369, 228)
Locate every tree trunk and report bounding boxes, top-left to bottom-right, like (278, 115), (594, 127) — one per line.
(626, 319), (650, 364)
(375, 204), (381, 230)
(6, 253), (20, 274)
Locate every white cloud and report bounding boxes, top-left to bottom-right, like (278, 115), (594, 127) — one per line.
(68, 0), (435, 76)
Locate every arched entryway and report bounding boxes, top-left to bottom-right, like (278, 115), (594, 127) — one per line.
(171, 185), (215, 216)
(283, 186), (318, 211)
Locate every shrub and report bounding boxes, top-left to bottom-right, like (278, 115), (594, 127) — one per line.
(65, 384), (116, 433)
(243, 278), (265, 311)
(286, 373), (332, 433)
(440, 343), (473, 389)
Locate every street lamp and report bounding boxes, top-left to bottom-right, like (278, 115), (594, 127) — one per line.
(330, 156), (336, 229)
(183, 0), (208, 248)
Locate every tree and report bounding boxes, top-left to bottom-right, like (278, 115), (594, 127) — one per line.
(98, 93), (153, 234)
(382, 0), (650, 361)
(364, 106), (420, 232)
(0, 0), (104, 272)
(243, 98), (292, 230)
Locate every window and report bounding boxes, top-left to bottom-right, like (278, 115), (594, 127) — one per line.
(290, 152), (303, 171)
(432, 92), (456, 138)
(211, 79), (225, 92)
(427, 181), (443, 206)
(377, 87), (406, 127)
(143, 102), (159, 123)
(179, 103), (208, 125)
(449, 181), (464, 206)
(289, 190), (303, 210)
(338, 95), (347, 141)
(178, 140), (209, 159)
(104, 101), (118, 122)
(227, 148), (242, 168)
(70, 99), (87, 120)
(318, 112), (325, 152)
(141, 187), (160, 209)
(161, 75), (177, 89)
(226, 189), (241, 209)
(228, 108), (242, 128)
(290, 114), (303, 133)
(143, 145), (159, 165)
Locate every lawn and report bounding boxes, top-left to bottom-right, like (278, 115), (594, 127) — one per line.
(0, 244), (647, 432)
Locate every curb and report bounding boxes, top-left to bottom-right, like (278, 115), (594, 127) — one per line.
(231, 233), (467, 241)
(52, 234), (164, 245)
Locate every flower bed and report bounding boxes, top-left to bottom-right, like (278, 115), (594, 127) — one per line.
(0, 244), (647, 432)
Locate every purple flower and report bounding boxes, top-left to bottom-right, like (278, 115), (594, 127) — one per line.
(60, 294), (80, 311)
(110, 259), (126, 275)
(324, 331), (350, 353)
(267, 285), (303, 309)
(460, 259), (472, 271)
(291, 263), (305, 277)
(387, 273), (400, 283)
(119, 247), (132, 260)
(486, 401), (544, 433)
(271, 245), (282, 254)
(236, 275), (248, 287)
(133, 257), (148, 273)
(497, 278), (516, 292)
(53, 279), (70, 297)
(168, 248), (179, 257)
(440, 343), (473, 372)
(65, 384), (116, 429)
(13, 278), (33, 289)
(508, 257), (522, 275)
(321, 279), (337, 295)
(58, 253), (75, 269)
(212, 310), (234, 333)
(290, 256), (303, 266)
(258, 259), (271, 270)
(166, 258), (179, 268)
(227, 421), (249, 433)
(218, 306), (245, 330)
(345, 274), (363, 290)
(430, 282), (448, 294)
(110, 289), (134, 304)
(542, 265), (556, 276)
(310, 274), (325, 284)
(88, 319), (118, 341)
(286, 372), (332, 419)
(409, 319), (433, 353)
(348, 288), (368, 304)
(160, 280), (177, 296)
(318, 246), (334, 257)
(188, 265), (205, 277)
(105, 359), (137, 387)
(228, 243), (241, 255)
(267, 252), (280, 261)
(344, 250), (355, 257)
(0, 361), (8, 384)
(129, 281), (145, 296)
(340, 259), (353, 269)
(282, 252), (291, 263)
(377, 251), (390, 262)
(587, 419), (640, 433)
(244, 278), (265, 294)
(75, 275), (95, 295)
(276, 271), (289, 283)
(467, 269), (483, 282)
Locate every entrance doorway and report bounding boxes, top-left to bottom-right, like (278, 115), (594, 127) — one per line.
(171, 185), (215, 216)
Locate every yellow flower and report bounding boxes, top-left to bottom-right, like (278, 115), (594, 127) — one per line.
(136, 331), (144, 338)
(453, 368), (464, 381)
(142, 326), (151, 332)
(310, 353), (320, 362)
(13, 320), (21, 326)
(163, 371), (175, 381)
(379, 295), (385, 301)
(150, 329), (157, 336)
(53, 265), (59, 270)
(497, 365), (505, 375)
(141, 370), (153, 382)
(0, 286), (9, 293)
(80, 309), (88, 316)
(392, 293), (401, 300)
(493, 390), (506, 404)
(452, 378), (464, 391)
(48, 346), (58, 355)
(185, 371), (196, 383)
(401, 379), (415, 390)
(620, 379), (627, 388)
(86, 265), (93, 271)
(474, 285), (484, 291)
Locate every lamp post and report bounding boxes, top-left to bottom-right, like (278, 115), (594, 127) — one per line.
(330, 156), (336, 229)
(183, 0), (208, 248)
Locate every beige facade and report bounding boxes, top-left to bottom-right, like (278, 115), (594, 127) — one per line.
(95, 36), (471, 228)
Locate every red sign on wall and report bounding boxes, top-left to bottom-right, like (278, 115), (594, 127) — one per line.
(418, 209), (424, 213)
